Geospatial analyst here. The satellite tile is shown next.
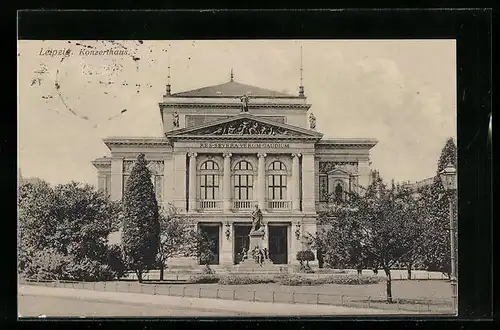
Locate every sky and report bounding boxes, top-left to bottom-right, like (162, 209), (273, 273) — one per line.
(18, 40), (456, 187)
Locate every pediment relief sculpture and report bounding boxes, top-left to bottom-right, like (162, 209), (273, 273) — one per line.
(192, 119), (299, 136)
(319, 161), (358, 175)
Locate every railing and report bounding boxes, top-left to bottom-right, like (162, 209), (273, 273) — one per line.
(197, 200), (222, 210)
(267, 200), (291, 210)
(233, 200), (256, 210)
(18, 277), (453, 314)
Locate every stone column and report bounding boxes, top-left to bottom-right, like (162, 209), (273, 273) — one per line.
(172, 152), (187, 212)
(301, 154), (316, 213)
(291, 153), (301, 211)
(314, 159), (320, 209)
(163, 156), (173, 207)
(110, 158), (123, 201)
(220, 221), (233, 266)
(289, 222), (301, 265)
(188, 152), (197, 212)
(97, 175), (106, 192)
(358, 160), (370, 189)
(257, 153), (267, 210)
(223, 153), (232, 212)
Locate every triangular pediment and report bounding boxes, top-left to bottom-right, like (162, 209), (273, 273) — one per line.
(327, 167), (352, 176)
(166, 113), (323, 139)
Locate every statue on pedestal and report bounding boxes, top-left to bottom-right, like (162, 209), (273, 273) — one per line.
(251, 204), (264, 233)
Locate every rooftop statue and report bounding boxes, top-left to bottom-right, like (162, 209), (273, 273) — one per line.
(309, 112), (316, 130)
(172, 111), (179, 128)
(240, 94), (249, 112)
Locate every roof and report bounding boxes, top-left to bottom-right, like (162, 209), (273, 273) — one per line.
(171, 80), (298, 98)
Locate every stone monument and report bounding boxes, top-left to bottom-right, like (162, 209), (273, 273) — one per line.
(233, 205), (275, 272)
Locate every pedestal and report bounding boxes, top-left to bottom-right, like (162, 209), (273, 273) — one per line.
(233, 230), (276, 273)
(249, 230), (266, 250)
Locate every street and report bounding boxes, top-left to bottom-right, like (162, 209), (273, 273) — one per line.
(18, 294), (249, 317)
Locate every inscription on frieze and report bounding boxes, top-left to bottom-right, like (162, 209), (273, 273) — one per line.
(194, 119), (298, 136)
(200, 142), (290, 149)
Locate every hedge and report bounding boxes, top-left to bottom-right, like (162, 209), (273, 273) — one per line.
(188, 274), (219, 283)
(187, 273), (383, 285)
(276, 274), (383, 286)
(218, 275), (275, 285)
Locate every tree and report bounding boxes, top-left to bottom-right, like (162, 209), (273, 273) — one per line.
(18, 180), (58, 275)
(18, 180), (124, 281)
(296, 250), (315, 272)
(196, 231), (217, 274)
(319, 172), (430, 303)
(156, 204), (198, 281)
(122, 154), (161, 283)
(419, 137), (457, 278)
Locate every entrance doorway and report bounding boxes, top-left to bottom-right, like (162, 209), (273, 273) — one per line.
(268, 225), (288, 264)
(198, 225), (220, 265)
(233, 224), (252, 264)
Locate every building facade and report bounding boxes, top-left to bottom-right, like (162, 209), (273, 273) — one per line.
(92, 76), (377, 267)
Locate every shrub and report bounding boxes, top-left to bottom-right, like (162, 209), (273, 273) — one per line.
(188, 274), (219, 283)
(275, 274), (382, 286)
(316, 268), (347, 274)
(297, 250), (315, 263)
(201, 264), (215, 274)
(275, 274), (314, 286)
(314, 275), (383, 285)
(218, 275), (275, 285)
(296, 250), (316, 273)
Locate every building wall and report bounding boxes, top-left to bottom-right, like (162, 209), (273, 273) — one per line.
(161, 102), (310, 133)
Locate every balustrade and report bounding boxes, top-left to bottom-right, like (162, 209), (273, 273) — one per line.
(232, 200), (256, 210)
(197, 200), (222, 210)
(267, 200), (291, 210)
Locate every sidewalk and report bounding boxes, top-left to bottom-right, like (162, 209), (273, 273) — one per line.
(19, 285), (417, 316)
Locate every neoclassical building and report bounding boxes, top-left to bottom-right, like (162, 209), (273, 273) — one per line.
(92, 74), (377, 267)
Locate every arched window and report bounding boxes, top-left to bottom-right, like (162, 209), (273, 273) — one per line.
(233, 160), (254, 200)
(268, 161), (287, 200)
(199, 160), (220, 200)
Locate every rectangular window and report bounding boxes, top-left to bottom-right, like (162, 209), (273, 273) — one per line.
(268, 175), (287, 200)
(200, 174), (219, 200)
(234, 174), (253, 200)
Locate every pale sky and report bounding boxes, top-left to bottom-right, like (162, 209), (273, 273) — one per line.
(18, 40), (456, 187)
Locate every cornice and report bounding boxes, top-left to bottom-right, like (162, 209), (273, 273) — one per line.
(169, 135), (321, 142)
(316, 138), (378, 149)
(159, 103), (311, 109)
(91, 158), (111, 169)
(103, 137), (172, 148)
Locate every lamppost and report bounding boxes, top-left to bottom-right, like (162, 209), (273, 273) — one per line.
(439, 163), (458, 314)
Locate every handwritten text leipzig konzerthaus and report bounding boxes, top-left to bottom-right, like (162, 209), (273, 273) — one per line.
(38, 47), (128, 57)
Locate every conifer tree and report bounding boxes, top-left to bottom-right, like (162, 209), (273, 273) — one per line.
(122, 154), (161, 282)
